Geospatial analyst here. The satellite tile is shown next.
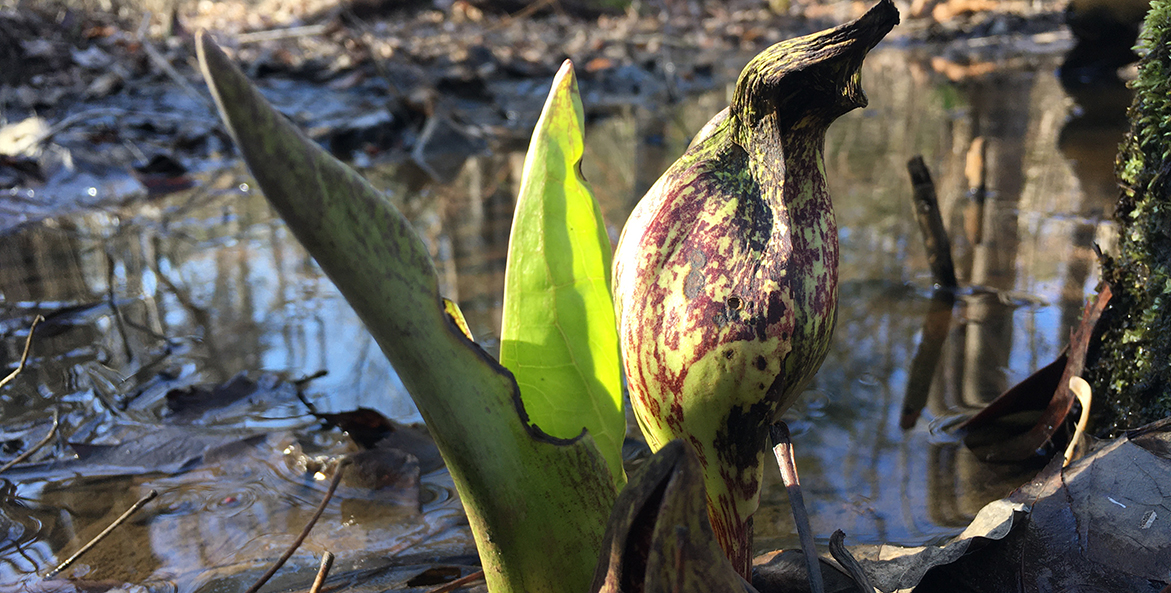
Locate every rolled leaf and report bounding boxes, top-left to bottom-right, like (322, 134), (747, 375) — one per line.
(501, 60), (626, 486)
(590, 440), (755, 593)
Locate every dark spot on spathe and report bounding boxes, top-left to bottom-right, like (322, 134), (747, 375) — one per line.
(688, 248), (707, 266)
(685, 268), (705, 299)
(713, 402), (771, 491)
(712, 311), (727, 327)
(754, 356), (768, 371)
(727, 295), (743, 310)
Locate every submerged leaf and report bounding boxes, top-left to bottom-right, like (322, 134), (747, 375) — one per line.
(500, 60), (626, 485)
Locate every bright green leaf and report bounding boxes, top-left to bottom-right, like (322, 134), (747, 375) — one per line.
(197, 33), (615, 593)
(500, 60), (627, 486)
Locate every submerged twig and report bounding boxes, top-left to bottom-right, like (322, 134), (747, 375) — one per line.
(308, 552), (335, 593)
(425, 570), (485, 593)
(243, 459), (350, 593)
(770, 422), (824, 593)
(46, 489), (159, 578)
(0, 409), (59, 475)
(827, 530), (874, 593)
(907, 156), (958, 289)
(1, 315), (44, 390)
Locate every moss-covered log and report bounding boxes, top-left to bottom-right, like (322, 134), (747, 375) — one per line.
(1087, 0), (1171, 435)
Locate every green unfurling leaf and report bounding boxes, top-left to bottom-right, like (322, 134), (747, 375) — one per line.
(500, 60), (626, 486)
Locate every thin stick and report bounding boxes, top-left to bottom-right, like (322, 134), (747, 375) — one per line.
(827, 530), (874, 593)
(243, 459), (349, 593)
(1, 315), (44, 390)
(770, 422), (824, 593)
(308, 552), (334, 593)
(425, 570), (485, 593)
(0, 409), (59, 475)
(906, 156), (958, 289)
(137, 13), (212, 110)
(45, 489), (159, 578)
(489, 0), (555, 30)
(237, 24), (330, 44)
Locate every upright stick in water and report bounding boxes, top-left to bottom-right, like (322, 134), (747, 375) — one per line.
(612, 0), (898, 577)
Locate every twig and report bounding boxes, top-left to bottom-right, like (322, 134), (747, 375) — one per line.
(425, 570), (485, 593)
(906, 156), (958, 289)
(489, 0), (555, 30)
(45, 489), (159, 578)
(827, 530), (875, 593)
(0, 409), (59, 475)
(309, 552), (334, 593)
(294, 370), (329, 388)
(336, 10), (406, 108)
(770, 422), (824, 593)
(137, 13), (213, 110)
(237, 24), (330, 44)
(1, 315), (44, 390)
(243, 459), (350, 593)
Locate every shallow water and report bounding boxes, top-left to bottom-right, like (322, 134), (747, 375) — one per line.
(0, 43), (1128, 590)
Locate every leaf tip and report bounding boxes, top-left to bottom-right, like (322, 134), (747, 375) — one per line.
(552, 59), (579, 97)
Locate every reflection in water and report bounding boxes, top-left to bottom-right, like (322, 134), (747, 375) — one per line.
(0, 46), (1128, 586)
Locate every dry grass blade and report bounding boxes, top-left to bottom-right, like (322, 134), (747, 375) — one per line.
(0, 408), (59, 475)
(243, 459), (349, 593)
(1, 315), (44, 390)
(46, 489), (159, 578)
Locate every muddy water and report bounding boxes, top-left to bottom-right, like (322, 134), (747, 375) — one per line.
(0, 45), (1127, 590)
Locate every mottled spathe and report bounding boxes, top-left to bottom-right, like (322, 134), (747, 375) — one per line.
(612, 0), (899, 576)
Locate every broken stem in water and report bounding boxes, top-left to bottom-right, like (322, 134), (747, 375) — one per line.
(907, 155), (957, 289)
(46, 489), (159, 578)
(243, 458), (349, 593)
(309, 551), (334, 593)
(771, 422), (824, 593)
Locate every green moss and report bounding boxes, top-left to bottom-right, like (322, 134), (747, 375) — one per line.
(1087, 0), (1171, 435)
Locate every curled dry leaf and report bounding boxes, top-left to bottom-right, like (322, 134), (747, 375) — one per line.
(960, 285), (1112, 462)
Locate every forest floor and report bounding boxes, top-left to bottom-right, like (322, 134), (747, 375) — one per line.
(1, 0), (1073, 222)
